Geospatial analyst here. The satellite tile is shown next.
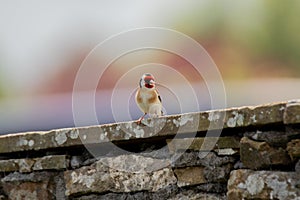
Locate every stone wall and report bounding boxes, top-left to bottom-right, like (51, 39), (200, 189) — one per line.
(0, 100), (299, 199)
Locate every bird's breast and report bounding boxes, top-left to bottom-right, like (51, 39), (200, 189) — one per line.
(136, 89), (160, 113)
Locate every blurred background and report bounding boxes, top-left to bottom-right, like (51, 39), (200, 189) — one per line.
(1, 1), (300, 134)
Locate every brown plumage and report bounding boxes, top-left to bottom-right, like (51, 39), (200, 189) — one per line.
(135, 73), (162, 124)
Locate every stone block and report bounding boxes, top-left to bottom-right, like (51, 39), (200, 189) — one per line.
(174, 167), (206, 187)
(1, 171), (65, 200)
(167, 137), (240, 153)
(204, 164), (233, 183)
(215, 148), (238, 155)
(64, 154), (176, 197)
(287, 139), (300, 160)
(245, 130), (288, 147)
(240, 137), (291, 169)
(284, 100), (300, 124)
(72, 188), (226, 200)
(0, 155), (68, 173)
(227, 169), (300, 200)
(172, 151), (237, 168)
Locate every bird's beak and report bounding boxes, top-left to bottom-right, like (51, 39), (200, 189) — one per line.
(149, 80), (155, 85)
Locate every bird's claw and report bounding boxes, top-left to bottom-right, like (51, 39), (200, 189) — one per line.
(136, 119), (142, 125)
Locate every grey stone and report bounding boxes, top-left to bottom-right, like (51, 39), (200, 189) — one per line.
(233, 160), (245, 169)
(140, 146), (171, 159)
(285, 126), (300, 140)
(284, 100), (300, 124)
(70, 156), (84, 169)
(174, 167), (206, 187)
(17, 159), (35, 173)
(245, 127), (300, 147)
(33, 155), (68, 171)
(0, 160), (18, 172)
(204, 164), (233, 183)
(287, 139), (300, 160)
(245, 130), (289, 147)
(170, 191), (226, 200)
(72, 185), (227, 200)
(171, 151), (237, 168)
(72, 185), (178, 200)
(227, 169), (300, 200)
(64, 154), (176, 196)
(0, 158), (35, 173)
(296, 160), (300, 172)
(167, 137), (240, 153)
(195, 183), (227, 194)
(0, 195), (6, 200)
(215, 148), (238, 155)
(1, 171), (65, 200)
(0, 155), (68, 173)
(240, 137), (291, 169)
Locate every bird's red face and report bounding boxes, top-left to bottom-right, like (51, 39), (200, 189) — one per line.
(144, 75), (155, 89)
(140, 74), (155, 89)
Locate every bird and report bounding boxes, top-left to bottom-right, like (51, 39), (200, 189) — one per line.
(135, 73), (163, 124)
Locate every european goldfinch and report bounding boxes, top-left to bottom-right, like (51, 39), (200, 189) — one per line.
(135, 73), (163, 124)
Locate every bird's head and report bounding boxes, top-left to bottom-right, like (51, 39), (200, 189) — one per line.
(139, 73), (156, 90)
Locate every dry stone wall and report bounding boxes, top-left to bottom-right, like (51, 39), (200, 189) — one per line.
(0, 100), (299, 199)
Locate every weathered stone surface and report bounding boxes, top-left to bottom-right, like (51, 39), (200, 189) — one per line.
(1, 171), (65, 200)
(0, 155), (68, 173)
(245, 127), (300, 147)
(0, 159), (35, 173)
(82, 193), (226, 200)
(245, 130), (288, 147)
(0, 160), (18, 172)
(0, 128), (82, 154)
(33, 155), (68, 171)
(0, 195), (6, 200)
(195, 183), (227, 194)
(0, 101), (290, 155)
(72, 185), (226, 200)
(64, 154), (176, 196)
(174, 167), (206, 187)
(285, 126), (300, 139)
(250, 102), (285, 126)
(215, 148), (238, 155)
(204, 164), (233, 183)
(170, 192), (226, 200)
(70, 156), (84, 169)
(287, 139), (300, 160)
(172, 151), (237, 168)
(174, 160), (233, 186)
(284, 100), (300, 124)
(240, 137), (291, 169)
(227, 169), (300, 200)
(295, 160), (300, 173)
(72, 185), (177, 200)
(167, 137), (240, 153)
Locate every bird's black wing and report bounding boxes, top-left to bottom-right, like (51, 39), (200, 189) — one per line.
(156, 89), (163, 115)
(156, 89), (162, 103)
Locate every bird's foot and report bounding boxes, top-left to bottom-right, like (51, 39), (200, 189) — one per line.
(137, 113), (147, 125)
(137, 119), (142, 125)
(137, 117), (144, 125)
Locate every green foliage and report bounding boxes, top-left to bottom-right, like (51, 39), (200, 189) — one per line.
(175, 1), (300, 74)
(255, 1), (300, 67)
